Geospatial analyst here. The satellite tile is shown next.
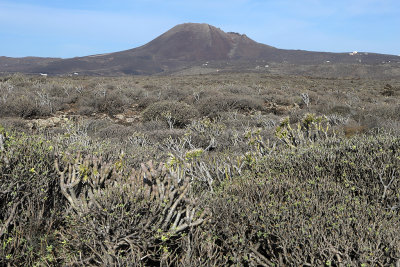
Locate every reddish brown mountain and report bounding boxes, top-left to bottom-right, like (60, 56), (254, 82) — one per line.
(137, 23), (277, 61)
(1, 23), (399, 76)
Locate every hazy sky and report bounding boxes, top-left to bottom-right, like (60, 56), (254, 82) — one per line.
(1, 0), (399, 58)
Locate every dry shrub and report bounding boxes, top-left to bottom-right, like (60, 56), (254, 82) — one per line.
(0, 117), (31, 132)
(367, 104), (400, 121)
(329, 105), (352, 116)
(147, 128), (185, 143)
(0, 95), (51, 118)
(79, 90), (126, 116)
(197, 95), (264, 118)
(142, 84), (160, 90)
(160, 86), (188, 101)
(220, 84), (254, 95)
(141, 101), (199, 128)
(288, 109), (309, 124)
(141, 120), (169, 131)
(96, 123), (136, 140)
(77, 104), (96, 116)
(85, 118), (112, 136)
(137, 96), (159, 110)
(343, 125), (366, 137)
(382, 83), (399, 97)
(269, 94), (296, 106)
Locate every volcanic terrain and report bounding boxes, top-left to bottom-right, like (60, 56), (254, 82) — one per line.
(1, 23), (399, 77)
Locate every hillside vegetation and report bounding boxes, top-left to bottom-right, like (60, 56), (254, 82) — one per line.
(0, 73), (400, 266)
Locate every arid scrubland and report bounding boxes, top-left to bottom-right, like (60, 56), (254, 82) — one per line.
(1, 73), (400, 266)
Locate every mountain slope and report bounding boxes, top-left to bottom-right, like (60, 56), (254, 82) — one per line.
(1, 23), (399, 76)
(0, 56), (61, 73)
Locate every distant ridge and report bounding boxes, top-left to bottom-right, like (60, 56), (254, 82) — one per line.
(0, 23), (399, 76)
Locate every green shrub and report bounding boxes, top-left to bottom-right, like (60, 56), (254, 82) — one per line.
(194, 133), (400, 266)
(0, 130), (63, 266)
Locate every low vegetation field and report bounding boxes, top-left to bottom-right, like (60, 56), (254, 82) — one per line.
(1, 73), (400, 266)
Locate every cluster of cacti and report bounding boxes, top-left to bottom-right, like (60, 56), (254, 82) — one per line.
(52, 152), (209, 265)
(275, 113), (334, 148)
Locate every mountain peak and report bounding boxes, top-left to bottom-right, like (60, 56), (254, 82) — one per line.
(139, 22), (269, 61)
(171, 22), (214, 30)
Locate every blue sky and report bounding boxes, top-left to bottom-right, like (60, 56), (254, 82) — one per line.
(0, 0), (399, 58)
